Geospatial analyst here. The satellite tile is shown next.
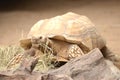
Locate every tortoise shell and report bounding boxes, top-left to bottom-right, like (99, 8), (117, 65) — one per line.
(24, 12), (105, 51)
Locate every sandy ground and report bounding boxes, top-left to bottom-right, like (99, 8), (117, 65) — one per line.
(0, 0), (120, 55)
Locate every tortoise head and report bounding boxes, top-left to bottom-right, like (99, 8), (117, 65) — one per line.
(20, 36), (50, 50)
(31, 36), (48, 45)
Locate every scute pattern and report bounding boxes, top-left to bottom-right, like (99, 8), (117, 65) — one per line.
(27, 12), (105, 51)
(68, 45), (84, 59)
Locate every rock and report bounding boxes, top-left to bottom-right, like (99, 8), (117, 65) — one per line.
(0, 48), (120, 80)
(41, 74), (73, 80)
(0, 56), (42, 80)
(49, 48), (120, 80)
(13, 56), (39, 75)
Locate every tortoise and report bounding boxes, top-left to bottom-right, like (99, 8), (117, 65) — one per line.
(7, 12), (117, 68)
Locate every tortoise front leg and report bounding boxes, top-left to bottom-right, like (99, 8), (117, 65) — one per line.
(67, 44), (84, 60)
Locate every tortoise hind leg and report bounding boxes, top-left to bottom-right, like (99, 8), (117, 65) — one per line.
(101, 46), (120, 69)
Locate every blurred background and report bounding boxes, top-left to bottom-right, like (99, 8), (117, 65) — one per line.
(0, 0), (120, 54)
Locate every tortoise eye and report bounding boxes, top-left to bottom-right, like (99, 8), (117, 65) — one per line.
(39, 36), (42, 39)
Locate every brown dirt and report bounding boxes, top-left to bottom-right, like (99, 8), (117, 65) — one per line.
(0, 0), (120, 55)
